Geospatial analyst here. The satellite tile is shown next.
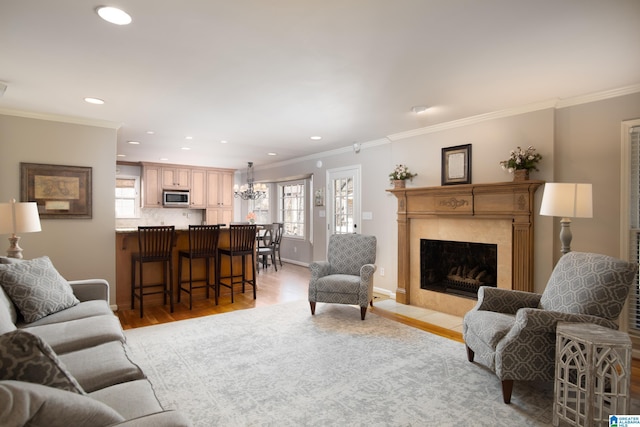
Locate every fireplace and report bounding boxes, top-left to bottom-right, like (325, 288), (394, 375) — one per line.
(389, 181), (542, 317)
(420, 239), (497, 299)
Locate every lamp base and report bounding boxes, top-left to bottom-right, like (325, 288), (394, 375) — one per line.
(559, 218), (573, 256)
(6, 235), (24, 259)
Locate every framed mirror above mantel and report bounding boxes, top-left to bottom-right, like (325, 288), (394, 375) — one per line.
(387, 181), (544, 316)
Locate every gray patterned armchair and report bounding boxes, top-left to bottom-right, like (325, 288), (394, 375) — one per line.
(463, 252), (637, 404)
(309, 234), (377, 320)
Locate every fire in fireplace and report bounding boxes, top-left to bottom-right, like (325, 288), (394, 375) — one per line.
(420, 239), (497, 299)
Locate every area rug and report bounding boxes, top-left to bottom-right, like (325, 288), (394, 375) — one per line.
(124, 301), (554, 426)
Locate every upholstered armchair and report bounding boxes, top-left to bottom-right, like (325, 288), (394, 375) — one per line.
(308, 234), (377, 320)
(463, 252), (637, 404)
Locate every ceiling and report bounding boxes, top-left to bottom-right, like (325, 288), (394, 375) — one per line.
(1, 1), (639, 170)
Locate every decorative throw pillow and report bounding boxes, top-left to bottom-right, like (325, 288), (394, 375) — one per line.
(0, 330), (85, 394)
(0, 380), (125, 427)
(0, 256), (79, 323)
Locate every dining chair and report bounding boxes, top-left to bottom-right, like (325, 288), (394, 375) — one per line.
(272, 222), (284, 267)
(257, 225), (277, 272)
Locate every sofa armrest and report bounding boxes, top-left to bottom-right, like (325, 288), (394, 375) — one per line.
(69, 279), (109, 303)
(112, 410), (192, 427)
(509, 308), (619, 335)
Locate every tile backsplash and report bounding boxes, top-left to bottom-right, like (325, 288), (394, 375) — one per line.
(116, 207), (204, 230)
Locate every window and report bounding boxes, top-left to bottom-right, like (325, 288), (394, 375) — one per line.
(115, 176), (140, 218)
(626, 124), (640, 338)
(251, 185), (270, 224)
(279, 182), (305, 238)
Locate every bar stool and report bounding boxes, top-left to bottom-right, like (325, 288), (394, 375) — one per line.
(177, 224), (220, 309)
(217, 224), (257, 303)
(131, 226), (175, 318)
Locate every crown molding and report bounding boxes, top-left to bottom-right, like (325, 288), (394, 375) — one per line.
(0, 108), (121, 129)
(387, 99), (559, 142)
(555, 83), (640, 109)
(257, 137), (391, 171)
(388, 83), (640, 142)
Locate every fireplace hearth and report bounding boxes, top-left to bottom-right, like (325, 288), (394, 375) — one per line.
(420, 239), (497, 299)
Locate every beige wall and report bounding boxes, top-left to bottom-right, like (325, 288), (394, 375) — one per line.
(1, 90), (638, 303)
(0, 114), (118, 303)
(251, 93), (640, 297)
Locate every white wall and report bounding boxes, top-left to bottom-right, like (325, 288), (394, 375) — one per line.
(0, 114), (118, 303)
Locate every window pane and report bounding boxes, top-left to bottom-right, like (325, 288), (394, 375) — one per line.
(280, 182), (304, 238)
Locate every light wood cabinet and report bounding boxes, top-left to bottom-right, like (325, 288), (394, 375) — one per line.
(161, 167), (190, 190)
(206, 170), (234, 225)
(140, 162), (234, 216)
(141, 164), (162, 208)
(205, 207), (233, 226)
(190, 168), (207, 209)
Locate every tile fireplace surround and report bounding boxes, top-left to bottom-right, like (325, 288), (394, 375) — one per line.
(388, 180), (543, 317)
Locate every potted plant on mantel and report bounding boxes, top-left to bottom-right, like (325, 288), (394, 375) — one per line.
(389, 164), (417, 188)
(499, 145), (542, 181)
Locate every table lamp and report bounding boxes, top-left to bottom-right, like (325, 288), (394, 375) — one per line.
(539, 183), (592, 255)
(0, 199), (42, 259)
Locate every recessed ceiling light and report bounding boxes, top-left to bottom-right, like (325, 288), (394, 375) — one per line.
(84, 97), (104, 105)
(117, 154), (126, 157)
(146, 130), (155, 135)
(220, 140), (228, 144)
(185, 136), (193, 140)
(181, 147), (191, 150)
(127, 140), (140, 145)
(96, 6), (132, 25)
(267, 152), (277, 156)
(411, 105), (429, 114)
(310, 136), (322, 140)
(159, 157), (168, 161)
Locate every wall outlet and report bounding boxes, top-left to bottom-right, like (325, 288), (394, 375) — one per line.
(380, 267), (385, 276)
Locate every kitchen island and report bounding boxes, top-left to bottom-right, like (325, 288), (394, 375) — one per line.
(115, 227), (255, 309)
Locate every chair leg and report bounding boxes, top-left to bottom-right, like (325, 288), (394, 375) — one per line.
(168, 260), (174, 313)
(369, 299), (373, 307)
(251, 253), (256, 299)
(310, 301), (316, 315)
(131, 259), (136, 310)
(466, 345), (475, 362)
(360, 306), (367, 320)
(501, 380), (513, 404)
(139, 262), (144, 318)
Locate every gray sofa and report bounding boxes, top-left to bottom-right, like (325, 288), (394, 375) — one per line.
(0, 256), (191, 426)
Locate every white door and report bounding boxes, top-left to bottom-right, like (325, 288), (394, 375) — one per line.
(327, 165), (361, 241)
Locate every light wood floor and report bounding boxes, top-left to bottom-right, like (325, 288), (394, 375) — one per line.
(116, 262), (640, 401)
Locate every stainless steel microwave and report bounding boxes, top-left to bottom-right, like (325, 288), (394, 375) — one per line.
(163, 190), (190, 207)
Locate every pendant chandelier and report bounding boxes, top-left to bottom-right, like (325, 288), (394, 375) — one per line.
(234, 162), (267, 200)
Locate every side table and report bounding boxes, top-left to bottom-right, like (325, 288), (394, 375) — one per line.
(553, 322), (632, 427)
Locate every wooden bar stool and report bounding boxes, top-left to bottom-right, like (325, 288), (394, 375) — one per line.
(131, 226), (175, 318)
(177, 224), (220, 309)
(217, 224), (257, 303)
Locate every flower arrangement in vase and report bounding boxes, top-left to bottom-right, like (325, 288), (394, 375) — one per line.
(246, 212), (256, 224)
(389, 164), (417, 188)
(499, 146), (542, 181)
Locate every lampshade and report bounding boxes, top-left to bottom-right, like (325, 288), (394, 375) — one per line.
(0, 200), (42, 235)
(540, 183), (593, 219)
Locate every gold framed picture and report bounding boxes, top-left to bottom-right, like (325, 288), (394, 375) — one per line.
(21, 163), (92, 219)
